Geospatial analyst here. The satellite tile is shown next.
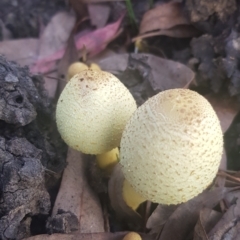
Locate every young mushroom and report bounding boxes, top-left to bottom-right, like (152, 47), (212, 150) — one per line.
(67, 61), (102, 81)
(119, 88), (223, 209)
(56, 69), (137, 169)
(123, 232), (142, 240)
(67, 62), (88, 81)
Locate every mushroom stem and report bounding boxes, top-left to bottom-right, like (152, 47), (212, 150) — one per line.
(96, 147), (120, 172)
(122, 179), (146, 210)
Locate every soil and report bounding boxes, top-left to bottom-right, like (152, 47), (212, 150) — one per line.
(0, 56), (67, 239)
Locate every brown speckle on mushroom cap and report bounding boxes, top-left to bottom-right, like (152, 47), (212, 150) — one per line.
(120, 88), (223, 205)
(56, 69), (137, 154)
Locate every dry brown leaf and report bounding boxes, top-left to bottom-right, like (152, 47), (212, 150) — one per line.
(225, 180), (240, 188)
(133, 25), (200, 40)
(135, 53), (194, 91)
(108, 164), (143, 230)
(23, 232), (155, 240)
(217, 171), (240, 187)
(36, 11), (76, 98)
(83, 0), (124, 2)
(50, 148), (104, 233)
(69, 0), (88, 19)
(33, 11), (75, 77)
(43, 72), (59, 99)
(97, 53), (128, 74)
(56, 33), (79, 98)
(193, 208), (222, 240)
(37, 12), (76, 62)
(136, 2), (200, 40)
(146, 205), (178, 234)
(140, 2), (189, 34)
(0, 19), (12, 40)
(44, 34), (78, 99)
(87, 48), (120, 66)
(208, 198), (240, 239)
(98, 53), (195, 91)
(224, 185), (240, 204)
(88, 3), (111, 28)
(194, 210), (209, 240)
(0, 38), (39, 67)
(215, 173), (226, 189)
(205, 93), (240, 134)
(205, 209), (222, 235)
(158, 187), (226, 240)
(205, 93), (240, 170)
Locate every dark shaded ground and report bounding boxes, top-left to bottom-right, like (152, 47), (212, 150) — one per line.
(0, 56), (67, 239)
(0, 0), (66, 39)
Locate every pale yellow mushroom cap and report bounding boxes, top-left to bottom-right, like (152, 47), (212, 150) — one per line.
(120, 88), (223, 205)
(56, 69), (137, 154)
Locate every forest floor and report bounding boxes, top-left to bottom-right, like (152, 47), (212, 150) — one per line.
(1, 0), (240, 240)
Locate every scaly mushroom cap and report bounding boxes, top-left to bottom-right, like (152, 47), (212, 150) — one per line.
(120, 88), (223, 205)
(56, 69), (137, 154)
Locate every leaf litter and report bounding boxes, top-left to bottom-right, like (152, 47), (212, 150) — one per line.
(2, 1), (240, 240)
(88, 3), (111, 29)
(208, 197), (240, 239)
(30, 14), (124, 74)
(133, 1), (200, 41)
(151, 188), (226, 240)
(139, 2), (189, 34)
(23, 232), (154, 240)
(46, 148), (104, 234)
(205, 93), (240, 170)
(193, 208), (223, 240)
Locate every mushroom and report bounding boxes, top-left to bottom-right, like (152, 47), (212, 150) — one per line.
(123, 232), (142, 240)
(119, 88), (223, 209)
(67, 61), (102, 81)
(56, 69), (137, 169)
(66, 64), (125, 171)
(89, 62), (101, 71)
(67, 62), (88, 81)
(96, 147), (119, 171)
(53, 68), (136, 229)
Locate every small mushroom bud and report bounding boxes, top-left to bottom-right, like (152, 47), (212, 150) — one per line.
(123, 232), (142, 240)
(89, 63), (101, 70)
(67, 62), (88, 81)
(120, 88), (223, 208)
